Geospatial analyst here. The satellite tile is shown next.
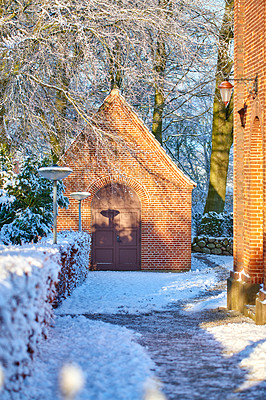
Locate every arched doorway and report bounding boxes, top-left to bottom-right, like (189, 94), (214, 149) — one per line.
(91, 183), (141, 270)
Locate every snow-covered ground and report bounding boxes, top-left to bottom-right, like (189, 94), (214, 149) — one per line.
(205, 323), (266, 393)
(10, 316), (155, 400)
(2, 254), (266, 399)
(56, 255), (222, 316)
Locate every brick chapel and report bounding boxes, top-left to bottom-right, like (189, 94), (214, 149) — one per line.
(58, 89), (195, 272)
(228, 0), (266, 323)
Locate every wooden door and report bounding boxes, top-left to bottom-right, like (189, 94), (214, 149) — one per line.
(91, 183), (141, 270)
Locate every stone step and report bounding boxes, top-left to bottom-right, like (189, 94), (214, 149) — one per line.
(244, 304), (256, 321)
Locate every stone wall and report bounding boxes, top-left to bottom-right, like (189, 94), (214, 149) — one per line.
(192, 237), (233, 256)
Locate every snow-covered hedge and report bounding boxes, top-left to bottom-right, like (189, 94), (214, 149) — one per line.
(0, 231), (90, 395)
(0, 245), (60, 394)
(42, 231), (91, 306)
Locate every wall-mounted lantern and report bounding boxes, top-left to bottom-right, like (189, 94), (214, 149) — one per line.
(218, 80), (234, 107)
(70, 192), (91, 232)
(238, 103), (248, 128)
(38, 165), (72, 244)
(218, 75), (258, 127)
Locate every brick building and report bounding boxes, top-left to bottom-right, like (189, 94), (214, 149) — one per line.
(58, 89), (195, 272)
(228, 0), (266, 323)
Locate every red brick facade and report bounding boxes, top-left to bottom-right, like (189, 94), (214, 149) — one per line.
(58, 89), (194, 272)
(229, 0), (266, 323)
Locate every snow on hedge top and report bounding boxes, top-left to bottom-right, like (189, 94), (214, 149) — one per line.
(40, 230), (90, 250)
(0, 231), (90, 393)
(0, 231), (84, 279)
(0, 231), (90, 283)
(0, 243), (59, 282)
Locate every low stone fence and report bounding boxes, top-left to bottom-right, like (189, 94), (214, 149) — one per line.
(192, 236), (233, 256)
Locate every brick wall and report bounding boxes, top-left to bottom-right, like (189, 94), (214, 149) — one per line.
(58, 90), (194, 272)
(234, 0), (266, 293)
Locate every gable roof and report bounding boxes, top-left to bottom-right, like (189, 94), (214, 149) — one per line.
(63, 89), (196, 188)
(97, 89), (196, 188)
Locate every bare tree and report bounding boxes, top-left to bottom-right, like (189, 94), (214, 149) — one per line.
(0, 0), (223, 178)
(203, 0), (234, 213)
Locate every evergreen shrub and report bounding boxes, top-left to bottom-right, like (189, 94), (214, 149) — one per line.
(0, 148), (69, 244)
(196, 211), (233, 237)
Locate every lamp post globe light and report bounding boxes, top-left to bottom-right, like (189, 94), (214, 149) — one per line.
(218, 80), (234, 106)
(38, 165), (72, 244)
(218, 75), (258, 108)
(70, 192), (91, 232)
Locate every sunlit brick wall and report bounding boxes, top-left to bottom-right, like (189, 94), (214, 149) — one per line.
(234, 0), (266, 290)
(58, 90), (194, 272)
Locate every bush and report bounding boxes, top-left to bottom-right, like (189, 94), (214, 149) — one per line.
(192, 212), (202, 237)
(41, 231), (91, 305)
(196, 211), (233, 237)
(222, 212), (233, 237)
(1, 208), (52, 245)
(0, 231), (91, 394)
(0, 245), (60, 393)
(0, 153), (69, 244)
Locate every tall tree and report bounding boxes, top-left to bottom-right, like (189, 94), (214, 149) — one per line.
(203, 0), (234, 214)
(152, 32), (166, 144)
(0, 0), (222, 167)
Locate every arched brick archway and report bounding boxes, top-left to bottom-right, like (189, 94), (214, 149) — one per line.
(91, 183), (141, 271)
(87, 176), (150, 210)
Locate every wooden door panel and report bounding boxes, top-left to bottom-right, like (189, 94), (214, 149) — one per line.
(95, 211), (115, 227)
(119, 248), (138, 265)
(91, 184), (141, 270)
(95, 230), (113, 246)
(120, 212), (138, 228)
(119, 229), (137, 245)
(95, 248), (114, 264)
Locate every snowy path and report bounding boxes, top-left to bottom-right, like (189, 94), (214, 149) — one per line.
(87, 304), (266, 400)
(14, 255), (266, 400)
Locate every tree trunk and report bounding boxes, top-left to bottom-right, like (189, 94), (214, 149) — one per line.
(0, 57), (11, 148)
(152, 86), (164, 144)
(0, 105), (9, 148)
(152, 36), (166, 144)
(109, 40), (123, 90)
(204, 0), (234, 214)
(151, 0), (169, 144)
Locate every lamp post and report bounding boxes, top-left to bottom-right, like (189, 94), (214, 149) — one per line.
(38, 165), (72, 244)
(70, 192), (91, 232)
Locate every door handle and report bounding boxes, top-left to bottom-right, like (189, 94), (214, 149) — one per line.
(116, 235), (121, 243)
